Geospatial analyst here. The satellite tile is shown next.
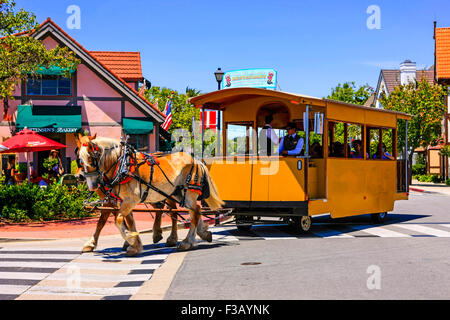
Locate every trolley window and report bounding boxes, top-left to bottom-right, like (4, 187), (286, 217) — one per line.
(226, 122), (254, 156)
(366, 127), (395, 160)
(328, 121), (364, 159)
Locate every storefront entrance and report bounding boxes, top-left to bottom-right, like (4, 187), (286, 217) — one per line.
(33, 133), (66, 176)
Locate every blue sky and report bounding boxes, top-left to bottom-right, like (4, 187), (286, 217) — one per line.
(15, 0), (450, 97)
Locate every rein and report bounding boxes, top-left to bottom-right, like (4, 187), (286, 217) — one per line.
(81, 138), (209, 209)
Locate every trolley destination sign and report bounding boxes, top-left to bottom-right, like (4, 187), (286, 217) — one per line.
(221, 68), (277, 90)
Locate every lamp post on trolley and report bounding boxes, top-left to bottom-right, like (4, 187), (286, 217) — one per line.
(212, 67), (225, 226)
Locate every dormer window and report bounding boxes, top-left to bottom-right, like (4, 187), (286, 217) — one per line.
(26, 75), (72, 96)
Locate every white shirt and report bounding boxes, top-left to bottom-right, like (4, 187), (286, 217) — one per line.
(265, 124), (279, 144)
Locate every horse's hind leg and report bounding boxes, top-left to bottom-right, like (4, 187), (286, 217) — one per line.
(177, 193), (204, 251)
(165, 211), (179, 247)
(122, 212), (137, 251)
(196, 216), (212, 243)
(153, 211), (163, 244)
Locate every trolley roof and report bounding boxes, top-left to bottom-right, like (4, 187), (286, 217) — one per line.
(190, 87), (412, 120)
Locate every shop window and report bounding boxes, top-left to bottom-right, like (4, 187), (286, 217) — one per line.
(27, 75), (72, 96)
(128, 134), (149, 153)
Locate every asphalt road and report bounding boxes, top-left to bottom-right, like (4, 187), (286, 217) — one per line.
(164, 192), (450, 300)
(1, 191), (449, 301)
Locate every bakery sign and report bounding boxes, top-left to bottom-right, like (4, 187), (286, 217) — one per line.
(221, 68), (277, 90)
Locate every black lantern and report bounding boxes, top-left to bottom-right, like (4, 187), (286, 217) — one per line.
(214, 67), (224, 90)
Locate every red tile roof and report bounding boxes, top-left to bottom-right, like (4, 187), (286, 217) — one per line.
(37, 19), (164, 119)
(435, 27), (450, 79)
(89, 51), (143, 82)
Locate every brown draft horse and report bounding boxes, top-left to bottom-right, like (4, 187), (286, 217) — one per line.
(75, 134), (180, 253)
(78, 134), (224, 256)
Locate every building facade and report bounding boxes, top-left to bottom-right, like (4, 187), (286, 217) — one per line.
(1, 19), (165, 176)
(434, 22), (450, 178)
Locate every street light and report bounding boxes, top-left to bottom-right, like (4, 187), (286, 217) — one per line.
(214, 67), (224, 90)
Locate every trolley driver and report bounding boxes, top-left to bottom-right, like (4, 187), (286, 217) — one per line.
(278, 122), (304, 156)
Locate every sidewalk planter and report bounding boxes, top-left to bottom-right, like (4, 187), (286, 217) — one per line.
(0, 183), (94, 223)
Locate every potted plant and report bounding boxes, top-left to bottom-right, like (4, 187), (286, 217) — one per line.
(14, 162), (28, 182)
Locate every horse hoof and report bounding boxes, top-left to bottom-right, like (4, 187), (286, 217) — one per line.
(204, 231), (212, 243)
(82, 246), (95, 253)
(153, 234), (163, 244)
(125, 247), (140, 257)
(122, 241), (130, 251)
(177, 241), (192, 251)
(165, 238), (178, 247)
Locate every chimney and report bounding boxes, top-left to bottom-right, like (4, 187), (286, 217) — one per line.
(399, 60), (416, 85)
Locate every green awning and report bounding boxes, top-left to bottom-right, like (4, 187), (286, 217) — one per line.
(37, 65), (75, 75)
(123, 118), (154, 135)
(16, 105), (82, 133)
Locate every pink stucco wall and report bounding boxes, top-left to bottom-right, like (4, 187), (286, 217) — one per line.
(81, 100), (121, 123)
(1, 33), (160, 176)
(77, 64), (122, 98)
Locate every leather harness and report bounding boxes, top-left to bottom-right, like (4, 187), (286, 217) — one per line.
(81, 141), (208, 207)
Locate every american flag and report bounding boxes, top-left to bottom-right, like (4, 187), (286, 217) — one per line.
(161, 95), (173, 131)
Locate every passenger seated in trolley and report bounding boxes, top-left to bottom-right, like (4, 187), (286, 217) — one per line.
(373, 143), (395, 160)
(278, 122), (304, 156)
(350, 139), (363, 158)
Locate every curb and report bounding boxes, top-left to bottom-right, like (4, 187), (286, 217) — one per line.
(409, 187), (425, 193)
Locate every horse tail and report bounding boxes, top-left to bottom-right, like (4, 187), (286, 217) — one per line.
(198, 161), (224, 211)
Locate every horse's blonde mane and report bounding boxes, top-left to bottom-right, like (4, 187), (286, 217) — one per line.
(79, 136), (121, 169)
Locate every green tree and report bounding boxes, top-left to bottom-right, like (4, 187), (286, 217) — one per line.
(379, 78), (446, 178)
(144, 86), (201, 133)
(326, 82), (374, 105)
(0, 0), (80, 99)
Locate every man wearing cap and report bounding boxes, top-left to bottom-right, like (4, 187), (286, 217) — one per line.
(278, 122), (304, 156)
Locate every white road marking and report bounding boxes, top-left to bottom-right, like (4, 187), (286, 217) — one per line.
(0, 272), (50, 280)
(0, 285), (32, 295)
(394, 224), (450, 237)
(24, 286), (141, 297)
(349, 225), (411, 237)
(310, 228), (354, 238)
(210, 227), (239, 242)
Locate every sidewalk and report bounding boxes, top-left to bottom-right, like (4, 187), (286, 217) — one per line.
(409, 179), (450, 196)
(0, 204), (228, 241)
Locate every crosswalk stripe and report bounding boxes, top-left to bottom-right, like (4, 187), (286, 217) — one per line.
(46, 273), (150, 283)
(0, 284), (31, 295)
(250, 228), (298, 240)
(24, 285), (141, 297)
(210, 227), (240, 242)
(0, 272), (50, 280)
(62, 262), (160, 271)
(394, 224), (450, 237)
(0, 253), (79, 260)
(310, 227), (354, 238)
(0, 261), (68, 269)
(349, 225), (411, 237)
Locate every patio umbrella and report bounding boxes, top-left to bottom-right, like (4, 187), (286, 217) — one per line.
(0, 128), (66, 182)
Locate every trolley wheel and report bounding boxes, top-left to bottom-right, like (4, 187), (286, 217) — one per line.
(291, 216), (312, 234)
(236, 216), (253, 232)
(371, 212), (388, 224)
